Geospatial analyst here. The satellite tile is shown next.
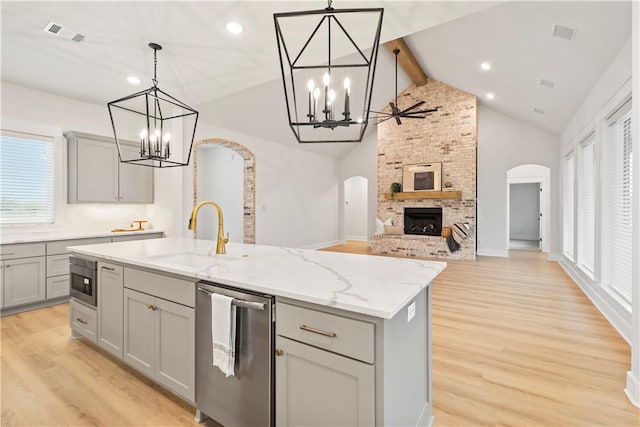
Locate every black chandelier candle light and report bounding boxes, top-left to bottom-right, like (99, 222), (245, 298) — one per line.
(274, 1), (384, 143)
(108, 43), (199, 167)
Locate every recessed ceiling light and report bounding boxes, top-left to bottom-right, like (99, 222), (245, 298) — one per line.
(127, 76), (140, 85)
(486, 93), (495, 100)
(534, 108), (545, 114)
(480, 62), (491, 71)
(226, 22), (244, 34)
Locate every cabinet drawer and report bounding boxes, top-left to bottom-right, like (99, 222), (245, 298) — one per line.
(47, 254), (69, 277)
(70, 299), (97, 343)
(1, 243), (45, 260)
(276, 303), (375, 364)
(111, 233), (163, 243)
(47, 275), (70, 299)
(124, 267), (195, 308)
(47, 237), (110, 255)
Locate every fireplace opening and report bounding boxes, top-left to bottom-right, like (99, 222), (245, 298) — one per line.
(404, 207), (442, 236)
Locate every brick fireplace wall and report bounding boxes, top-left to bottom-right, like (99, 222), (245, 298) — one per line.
(371, 79), (477, 261)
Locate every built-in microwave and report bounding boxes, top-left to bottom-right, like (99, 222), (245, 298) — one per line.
(69, 256), (97, 306)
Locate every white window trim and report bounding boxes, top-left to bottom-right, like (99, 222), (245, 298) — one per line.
(0, 119), (64, 232)
(562, 150), (576, 262)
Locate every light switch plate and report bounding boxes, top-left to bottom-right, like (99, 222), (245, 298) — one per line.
(407, 301), (416, 322)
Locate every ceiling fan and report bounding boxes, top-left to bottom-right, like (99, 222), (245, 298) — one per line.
(370, 48), (438, 125)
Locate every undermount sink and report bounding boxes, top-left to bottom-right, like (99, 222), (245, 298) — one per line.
(149, 251), (243, 268)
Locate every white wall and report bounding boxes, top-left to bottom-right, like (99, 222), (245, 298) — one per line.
(477, 105), (560, 257)
(0, 82), (168, 234)
(557, 39), (632, 343)
(344, 176), (368, 240)
(509, 183), (539, 240)
(196, 145), (244, 243)
(339, 130), (378, 243)
(184, 121), (340, 249)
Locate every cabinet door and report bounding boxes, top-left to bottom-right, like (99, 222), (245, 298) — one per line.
(98, 262), (124, 359)
(154, 297), (195, 402)
(275, 336), (375, 427)
(3, 257), (46, 308)
(123, 288), (155, 377)
(76, 138), (118, 202)
(46, 275), (70, 299)
(118, 144), (154, 203)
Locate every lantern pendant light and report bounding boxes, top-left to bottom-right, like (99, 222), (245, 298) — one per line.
(108, 43), (199, 168)
(274, 0), (384, 143)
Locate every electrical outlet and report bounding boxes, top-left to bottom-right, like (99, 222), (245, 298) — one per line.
(407, 301), (416, 322)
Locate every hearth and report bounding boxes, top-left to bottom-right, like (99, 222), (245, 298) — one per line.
(404, 208), (442, 236)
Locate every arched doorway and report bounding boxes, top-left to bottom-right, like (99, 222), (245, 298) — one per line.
(193, 139), (255, 244)
(343, 176), (368, 241)
(506, 164), (550, 253)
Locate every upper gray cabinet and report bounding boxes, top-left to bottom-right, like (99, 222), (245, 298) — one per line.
(65, 131), (153, 204)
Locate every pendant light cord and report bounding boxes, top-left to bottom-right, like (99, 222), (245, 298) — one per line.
(152, 48), (158, 87)
(395, 49), (398, 107)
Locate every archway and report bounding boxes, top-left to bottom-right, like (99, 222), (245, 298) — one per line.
(193, 139), (255, 244)
(506, 164), (551, 253)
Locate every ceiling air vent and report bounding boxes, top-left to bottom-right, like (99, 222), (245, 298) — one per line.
(42, 21), (63, 35)
(71, 33), (85, 43)
(552, 25), (575, 40)
(540, 79), (555, 89)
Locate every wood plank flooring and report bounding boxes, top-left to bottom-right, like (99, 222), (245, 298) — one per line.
(1, 244), (638, 426)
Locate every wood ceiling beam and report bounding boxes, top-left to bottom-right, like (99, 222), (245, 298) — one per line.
(383, 38), (427, 86)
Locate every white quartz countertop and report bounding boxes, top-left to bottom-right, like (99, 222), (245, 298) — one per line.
(1, 229), (163, 245)
(68, 237), (446, 319)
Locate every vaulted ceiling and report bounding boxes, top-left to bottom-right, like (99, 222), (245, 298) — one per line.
(1, 1), (632, 158)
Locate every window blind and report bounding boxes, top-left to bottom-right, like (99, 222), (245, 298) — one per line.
(577, 134), (595, 277)
(562, 154), (575, 260)
(0, 131), (55, 224)
(603, 103), (632, 303)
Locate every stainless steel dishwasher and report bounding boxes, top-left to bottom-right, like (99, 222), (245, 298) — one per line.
(195, 281), (274, 426)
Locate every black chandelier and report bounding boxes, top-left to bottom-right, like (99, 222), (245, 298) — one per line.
(274, 1), (384, 143)
(371, 48), (438, 126)
(108, 43), (199, 168)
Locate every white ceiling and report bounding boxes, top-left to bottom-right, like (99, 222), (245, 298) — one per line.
(1, 1), (632, 158)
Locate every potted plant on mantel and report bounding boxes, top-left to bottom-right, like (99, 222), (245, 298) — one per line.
(390, 182), (402, 199)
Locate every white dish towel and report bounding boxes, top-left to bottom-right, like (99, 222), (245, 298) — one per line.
(211, 293), (236, 377)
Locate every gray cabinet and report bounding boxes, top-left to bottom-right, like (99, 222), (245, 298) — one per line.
(98, 262), (124, 359)
(65, 131), (153, 204)
(276, 336), (375, 427)
(46, 275), (70, 299)
(70, 299), (98, 342)
(275, 303), (375, 427)
(2, 257), (46, 308)
(123, 287), (195, 402)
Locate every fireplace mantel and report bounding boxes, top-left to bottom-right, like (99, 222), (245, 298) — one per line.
(384, 190), (462, 200)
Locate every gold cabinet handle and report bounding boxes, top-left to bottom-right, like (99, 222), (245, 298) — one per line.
(275, 348), (283, 357)
(299, 325), (337, 338)
(146, 304), (153, 310)
(76, 318), (88, 325)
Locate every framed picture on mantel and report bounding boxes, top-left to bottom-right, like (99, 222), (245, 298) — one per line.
(402, 162), (442, 192)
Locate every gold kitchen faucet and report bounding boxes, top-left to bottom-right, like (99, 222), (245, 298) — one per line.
(188, 201), (229, 254)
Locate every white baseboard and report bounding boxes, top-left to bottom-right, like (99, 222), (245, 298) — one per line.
(626, 371), (640, 407)
(476, 248), (508, 257)
(344, 235), (367, 241)
(557, 256), (631, 343)
(510, 235), (539, 241)
(301, 240), (343, 250)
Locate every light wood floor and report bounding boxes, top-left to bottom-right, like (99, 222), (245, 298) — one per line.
(1, 243), (638, 426)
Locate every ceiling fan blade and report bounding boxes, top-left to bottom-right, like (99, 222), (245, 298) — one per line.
(395, 115), (402, 125)
(401, 115), (426, 119)
(376, 116), (394, 125)
(408, 108), (439, 114)
(402, 101), (425, 113)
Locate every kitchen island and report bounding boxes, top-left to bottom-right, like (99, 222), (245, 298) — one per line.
(68, 237), (446, 426)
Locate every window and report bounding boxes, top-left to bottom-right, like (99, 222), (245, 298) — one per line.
(577, 133), (595, 278)
(0, 131), (55, 225)
(562, 153), (575, 260)
(602, 101), (632, 303)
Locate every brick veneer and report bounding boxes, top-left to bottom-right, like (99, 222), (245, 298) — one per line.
(371, 79), (477, 260)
